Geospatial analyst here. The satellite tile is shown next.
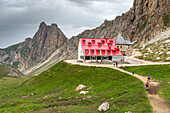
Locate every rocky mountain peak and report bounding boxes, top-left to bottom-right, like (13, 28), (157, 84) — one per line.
(51, 23), (58, 28)
(39, 22), (47, 27)
(0, 22), (69, 72)
(25, 37), (32, 42)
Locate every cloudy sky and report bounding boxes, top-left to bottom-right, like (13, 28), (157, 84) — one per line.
(0, 0), (133, 48)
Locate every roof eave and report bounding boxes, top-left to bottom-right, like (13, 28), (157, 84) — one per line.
(115, 43), (133, 45)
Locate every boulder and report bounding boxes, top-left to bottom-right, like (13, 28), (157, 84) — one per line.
(59, 97), (62, 99)
(159, 52), (163, 54)
(147, 48), (152, 53)
(75, 84), (86, 91)
(98, 102), (109, 112)
(21, 96), (28, 99)
(30, 93), (35, 96)
(166, 51), (170, 55)
(80, 91), (89, 95)
(87, 96), (92, 99)
(156, 57), (160, 60)
(166, 57), (170, 60)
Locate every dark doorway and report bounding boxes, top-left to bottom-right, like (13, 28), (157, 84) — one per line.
(92, 56), (96, 60)
(97, 56), (101, 60)
(85, 56), (90, 60)
(108, 56), (112, 60)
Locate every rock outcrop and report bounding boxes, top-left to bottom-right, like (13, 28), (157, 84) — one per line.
(71, 0), (169, 47)
(75, 84), (86, 91)
(80, 91), (89, 95)
(98, 102), (110, 112)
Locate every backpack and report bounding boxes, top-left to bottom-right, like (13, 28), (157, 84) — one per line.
(145, 82), (149, 85)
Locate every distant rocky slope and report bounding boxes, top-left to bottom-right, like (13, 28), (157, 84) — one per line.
(71, 0), (169, 47)
(0, 22), (77, 73)
(136, 29), (170, 61)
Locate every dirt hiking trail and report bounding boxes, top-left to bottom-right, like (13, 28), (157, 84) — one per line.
(115, 68), (170, 113)
(65, 60), (170, 113)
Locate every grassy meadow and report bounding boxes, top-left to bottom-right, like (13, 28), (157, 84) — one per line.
(0, 65), (12, 78)
(0, 61), (152, 112)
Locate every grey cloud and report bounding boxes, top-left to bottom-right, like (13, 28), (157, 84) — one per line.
(0, 0), (133, 48)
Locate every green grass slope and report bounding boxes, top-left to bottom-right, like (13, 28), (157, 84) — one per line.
(0, 62), (152, 112)
(121, 64), (170, 102)
(0, 65), (23, 78)
(0, 65), (11, 78)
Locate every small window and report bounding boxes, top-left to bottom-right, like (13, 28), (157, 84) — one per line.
(83, 40), (85, 43)
(97, 50), (100, 53)
(86, 49), (89, 53)
(114, 50), (116, 53)
(117, 49), (119, 51)
(108, 50), (111, 53)
(111, 41), (113, 43)
(91, 50), (94, 53)
(92, 40), (95, 43)
(103, 50), (105, 53)
(88, 42), (92, 46)
(102, 40), (105, 43)
(117, 46), (119, 48)
(109, 43), (111, 47)
(98, 43), (102, 46)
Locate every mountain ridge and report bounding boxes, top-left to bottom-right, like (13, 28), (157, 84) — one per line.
(0, 22), (77, 73)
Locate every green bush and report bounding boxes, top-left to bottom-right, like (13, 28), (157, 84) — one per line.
(163, 14), (170, 27)
(139, 21), (147, 33)
(3, 44), (19, 54)
(145, 34), (150, 40)
(12, 61), (20, 69)
(135, 56), (144, 59)
(4, 57), (10, 62)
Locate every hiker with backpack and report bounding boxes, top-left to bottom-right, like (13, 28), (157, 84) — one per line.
(132, 70), (134, 75)
(145, 81), (149, 91)
(147, 74), (151, 83)
(115, 62), (118, 67)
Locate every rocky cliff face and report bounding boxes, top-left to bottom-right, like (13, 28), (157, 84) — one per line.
(71, 0), (169, 47)
(0, 22), (77, 73)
